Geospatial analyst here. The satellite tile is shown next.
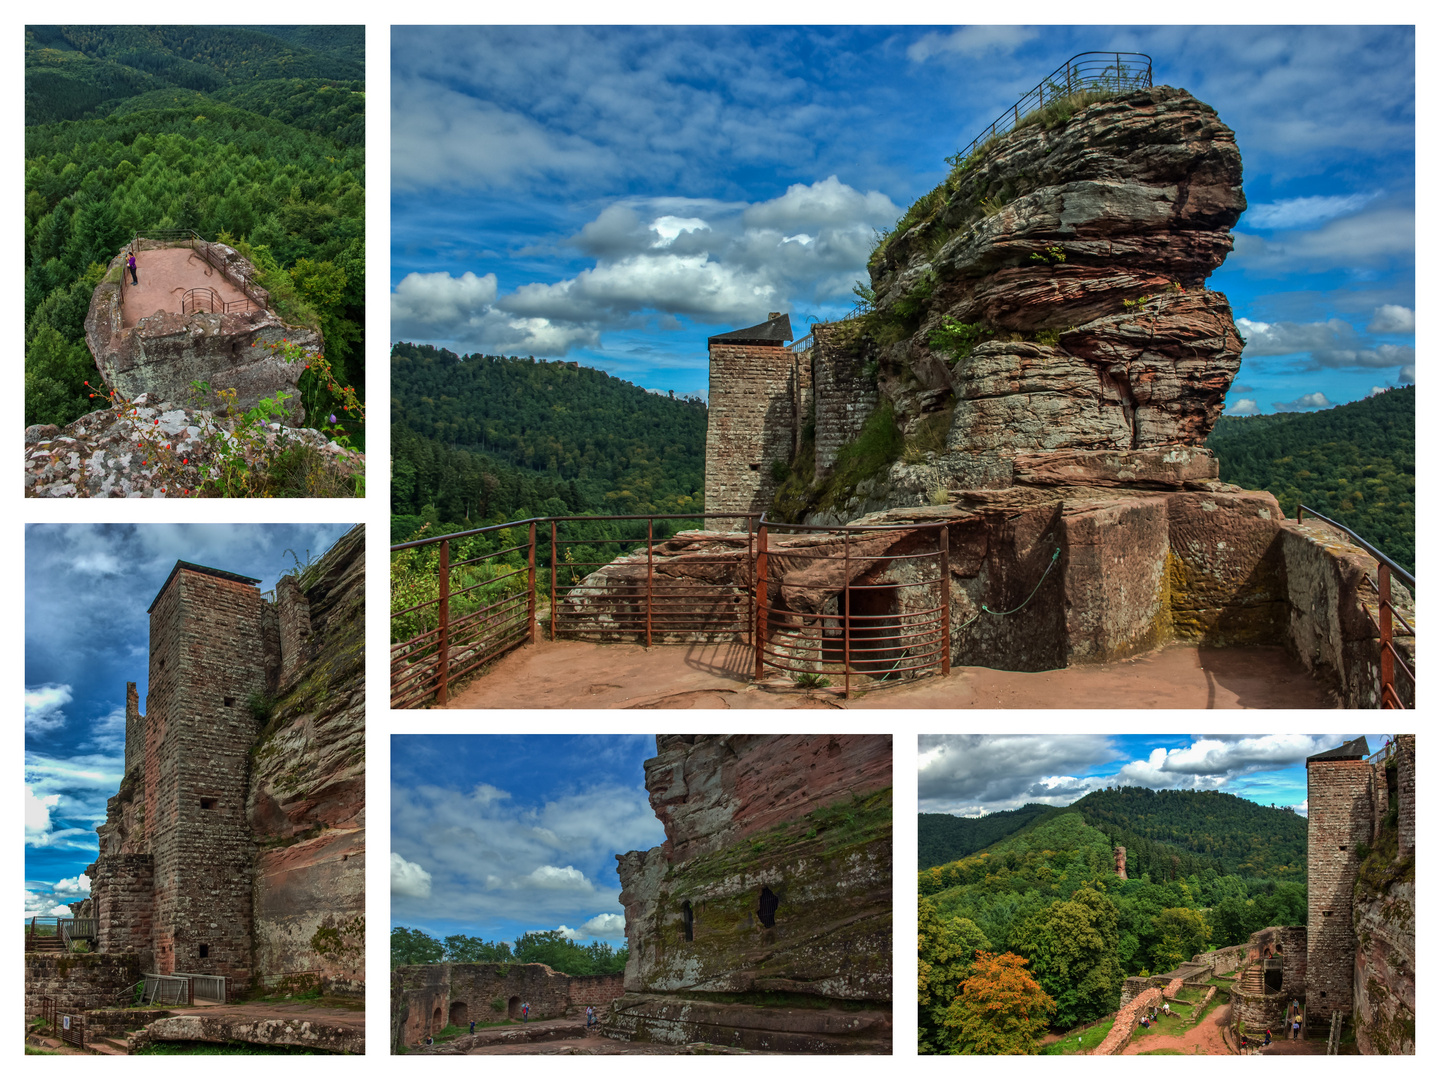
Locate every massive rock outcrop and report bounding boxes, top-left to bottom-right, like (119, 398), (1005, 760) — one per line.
(606, 735), (892, 1053)
(84, 240), (319, 418)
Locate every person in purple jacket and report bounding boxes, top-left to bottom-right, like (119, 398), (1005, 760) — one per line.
(127, 250), (138, 285)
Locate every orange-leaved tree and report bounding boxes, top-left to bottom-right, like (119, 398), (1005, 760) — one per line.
(943, 949), (1055, 1054)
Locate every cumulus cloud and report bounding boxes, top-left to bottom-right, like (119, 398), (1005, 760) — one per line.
(1244, 191), (1380, 230)
(1400, 364), (1415, 383)
(1237, 316), (1415, 372)
(1273, 392), (1334, 412)
(53, 873), (91, 896)
(391, 178), (899, 357)
(1225, 398), (1260, 416)
(907, 25), (1036, 63)
(1231, 206), (1414, 273)
(1368, 304), (1415, 334)
(920, 735), (1351, 816)
(25, 684), (72, 734)
(523, 865), (592, 891)
(580, 913), (627, 940)
(552, 925), (585, 940)
(391, 852), (433, 899)
(25, 787), (61, 846)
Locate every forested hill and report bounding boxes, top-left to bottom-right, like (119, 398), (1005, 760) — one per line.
(24, 26), (365, 436)
(1206, 386), (1414, 571)
(391, 342), (707, 541)
(920, 786), (1306, 881)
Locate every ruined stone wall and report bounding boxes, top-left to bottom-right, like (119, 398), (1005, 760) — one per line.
(249, 525), (366, 989)
(704, 342), (799, 524)
(1395, 734), (1415, 857)
(24, 953), (142, 1019)
(1305, 756), (1373, 1026)
(1232, 984), (1288, 1033)
(1092, 984), (1167, 1055)
(88, 854), (155, 970)
(391, 962), (577, 1048)
(566, 972), (625, 1011)
(812, 324), (879, 479)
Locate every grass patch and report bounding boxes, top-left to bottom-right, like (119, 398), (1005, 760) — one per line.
(815, 402), (904, 512)
(1043, 1017), (1116, 1054)
(902, 406), (954, 464)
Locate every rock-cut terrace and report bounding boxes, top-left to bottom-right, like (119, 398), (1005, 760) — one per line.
(120, 246), (252, 327)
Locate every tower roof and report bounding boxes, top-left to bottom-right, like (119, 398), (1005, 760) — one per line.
(708, 312), (792, 346)
(1306, 735), (1370, 763)
(148, 560), (261, 612)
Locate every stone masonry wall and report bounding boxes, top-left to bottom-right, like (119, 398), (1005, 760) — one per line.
(566, 972), (625, 1011)
(812, 324), (879, 479)
(24, 953), (142, 1019)
(1395, 734), (1415, 857)
(276, 575), (313, 692)
(1306, 756), (1373, 1026)
(148, 568), (268, 982)
(705, 342), (800, 525)
(391, 962), (582, 1048)
(88, 853), (155, 970)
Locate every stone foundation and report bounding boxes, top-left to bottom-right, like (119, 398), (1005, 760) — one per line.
(24, 952), (142, 1019)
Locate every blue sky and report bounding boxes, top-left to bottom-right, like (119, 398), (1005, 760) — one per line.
(391, 25), (1414, 414)
(23, 523), (356, 920)
(917, 734), (1392, 817)
(390, 735), (666, 946)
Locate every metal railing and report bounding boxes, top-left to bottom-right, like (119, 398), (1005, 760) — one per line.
(173, 972), (226, 1003)
(142, 973), (193, 1006)
(756, 515), (951, 700)
(132, 228), (268, 311)
(789, 332), (814, 353)
(1297, 504), (1415, 709)
(954, 51), (1155, 165)
(181, 285), (256, 315)
(391, 514), (757, 707)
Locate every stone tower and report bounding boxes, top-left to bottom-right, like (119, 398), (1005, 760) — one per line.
(1305, 735), (1372, 1028)
(703, 312), (800, 527)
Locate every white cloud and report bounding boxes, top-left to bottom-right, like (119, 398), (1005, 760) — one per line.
(651, 216), (710, 247)
(391, 852), (433, 898)
(391, 270), (498, 335)
(1273, 392), (1334, 412)
(53, 873), (91, 896)
(580, 912), (627, 939)
(25, 684), (72, 734)
(1400, 364), (1415, 383)
(1367, 386), (1391, 398)
(1231, 206), (1414, 273)
(1225, 398), (1260, 416)
(907, 26), (1036, 63)
(524, 865), (592, 891)
(552, 924), (585, 940)
(25, 787), (61, 845)
(1368, 304), (1415, 334)
(1237, 316), (1351, 356)
(1244, 191), (1380, 230)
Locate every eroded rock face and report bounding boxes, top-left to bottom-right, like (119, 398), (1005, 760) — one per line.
(84, 243), (319, 418)
(861, 86), (1245, 489)
(608, 735), (892, 1053)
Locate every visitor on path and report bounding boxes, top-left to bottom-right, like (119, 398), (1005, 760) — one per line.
(1163, 1002), (1170, 1016)
(127, 251), (138, 285)
(469, 1020), (475, 1035)
(1264, 1029), (1272, 1046)
(1291, 1014), (1301, 1040)
(1240, 1034), (1248, 1052)
(586, 1005), (595, 1028)
(522, 1000), (530, 1022)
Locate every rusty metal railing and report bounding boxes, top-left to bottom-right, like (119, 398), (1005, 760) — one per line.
(133, 228), (268, 310)
(1297, 504), (1415, 709)
(954, 51), (1154, 166)
(180, 286), (256, 315)
(755, 515), (951, 700)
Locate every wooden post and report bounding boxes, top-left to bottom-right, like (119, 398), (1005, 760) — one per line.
(437, 539), (450, 706)
(939, 525), (951, 676)
(527, 521), (537, 644)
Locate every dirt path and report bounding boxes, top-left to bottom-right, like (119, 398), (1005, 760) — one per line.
(121, 247), (249, 327)
(442, 639), (1333, 709)
(1123, 1000), (1232, 1055)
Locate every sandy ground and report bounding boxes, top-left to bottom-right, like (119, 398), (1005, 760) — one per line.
(442, 638), (1333, 709)
(1123, 999), (1233, 1055)
(121, 247), (250, 326)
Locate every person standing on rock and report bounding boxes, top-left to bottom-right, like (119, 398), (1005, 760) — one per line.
(522, 1000), (529, 1022)
(586, 1005), (595, 1029)
(127, 250), (138, 285)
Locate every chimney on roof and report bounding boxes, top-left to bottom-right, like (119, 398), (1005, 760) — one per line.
(768, 312), (781, 321)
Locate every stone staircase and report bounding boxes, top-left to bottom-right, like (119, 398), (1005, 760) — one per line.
(28, 934), (65, 952)
(1238, 965), (1265, 994)
(87, 1036), (129, 1056)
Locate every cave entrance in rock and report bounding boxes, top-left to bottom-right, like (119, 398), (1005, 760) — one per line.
(450, 1001), (468, 1028)
(845, 582), (904, 677)
(432, 1005), (442, 1030)
(757, 886), (779, 928)
(508, 995), (520, 1019)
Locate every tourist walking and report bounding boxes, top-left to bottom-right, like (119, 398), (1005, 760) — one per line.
(586, 1005), (595, 1028)
(1264, 1029), (1272, 1046)
(522, 1000), (530, 1022)
(469, 1019), (475, 1035)
(1291, 1013), (1301, 1040)
(127, 250), (138, 285)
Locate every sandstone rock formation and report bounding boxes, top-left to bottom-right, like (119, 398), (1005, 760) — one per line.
(24, 396), (363, 498)
(605, 735), (892, 1053)
(84, 241), (319, 418)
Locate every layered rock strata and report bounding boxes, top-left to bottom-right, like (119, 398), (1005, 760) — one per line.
(605, 735), (892, 1053)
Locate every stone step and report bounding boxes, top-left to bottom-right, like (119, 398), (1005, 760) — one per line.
(88, 1037), (129, 1055)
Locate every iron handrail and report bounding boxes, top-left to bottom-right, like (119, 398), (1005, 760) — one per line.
(132, 228), (268, 311)
(954, 51), (1155, 165)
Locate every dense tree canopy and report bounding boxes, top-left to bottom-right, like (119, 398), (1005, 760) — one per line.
(1207, 386), (1414, 572)
(390, 926), (626, 976)
(391, 342), (707, 540)
(24, 25), (365, 438)
(942, 951), (1054, 1055)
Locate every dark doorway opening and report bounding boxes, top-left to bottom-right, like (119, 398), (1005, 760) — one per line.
(682, 900), (694, 941)
(848, 583), (903, 676)
(757, 886), (779, 928)
(508, 995), (520, 1019)
(450, 1001), (468, 1028)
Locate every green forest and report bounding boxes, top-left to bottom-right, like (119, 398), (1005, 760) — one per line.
(919, 791), (1308, 1053)
(390, 926), (626, 976)
(391, 342), (707, 541)
(1207, 386), (1414, 571)
(24, 25), (366, 441)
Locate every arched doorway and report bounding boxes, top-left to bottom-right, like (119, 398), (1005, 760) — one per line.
(508, 995), (520, 1019)
(450, 1001), (468, 1029)
(432, 1005), (442, 1033)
